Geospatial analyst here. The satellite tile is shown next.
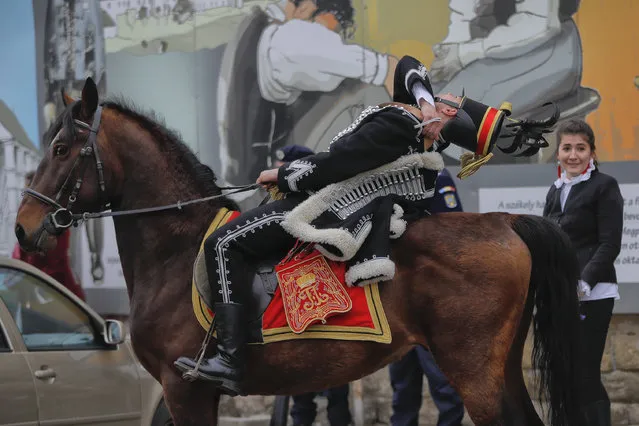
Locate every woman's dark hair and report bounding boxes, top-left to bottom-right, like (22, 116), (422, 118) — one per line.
(556, 119), (596, 151)
(556, 119), (598, 166)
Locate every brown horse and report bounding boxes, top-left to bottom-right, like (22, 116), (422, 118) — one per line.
(15, 78), (582, 426)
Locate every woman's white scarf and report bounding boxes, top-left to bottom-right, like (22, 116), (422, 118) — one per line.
(554, 158), (596, 189)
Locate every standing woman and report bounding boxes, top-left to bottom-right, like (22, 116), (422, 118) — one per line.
(543, 119), (624, 426)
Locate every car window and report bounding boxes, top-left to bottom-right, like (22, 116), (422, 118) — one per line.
(0, 267), (101, 351)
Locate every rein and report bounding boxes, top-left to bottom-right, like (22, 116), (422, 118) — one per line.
(22, 103), (261, 234)
(23, 183), (259, 227)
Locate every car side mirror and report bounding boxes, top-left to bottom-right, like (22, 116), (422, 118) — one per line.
(104, 319), (125, 345)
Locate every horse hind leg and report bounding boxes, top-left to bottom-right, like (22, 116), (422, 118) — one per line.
(416, 272), (530, 425)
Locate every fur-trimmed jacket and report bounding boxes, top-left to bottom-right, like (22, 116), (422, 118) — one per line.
(276, 104), (443, 286)
(274, 55), (444, 287)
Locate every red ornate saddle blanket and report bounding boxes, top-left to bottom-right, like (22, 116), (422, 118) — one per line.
(191, 208), (391, 345)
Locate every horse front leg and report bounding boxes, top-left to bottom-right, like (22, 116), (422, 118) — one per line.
(162, 367), (221, 426)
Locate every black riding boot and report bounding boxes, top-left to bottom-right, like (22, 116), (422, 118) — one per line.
(174, 303), (247, 396)
(580, 400), (611, 426)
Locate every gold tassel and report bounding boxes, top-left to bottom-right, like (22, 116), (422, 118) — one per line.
(457, 152), (494, 179)
(267, 185), (284, 201)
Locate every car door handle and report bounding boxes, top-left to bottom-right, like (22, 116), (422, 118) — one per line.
(34, 367), (57, 380)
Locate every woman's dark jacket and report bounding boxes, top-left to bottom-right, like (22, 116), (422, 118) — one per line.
(543, 169), (624, 287)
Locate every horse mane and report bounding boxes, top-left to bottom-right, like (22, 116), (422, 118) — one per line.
(53, 97), (238, 211)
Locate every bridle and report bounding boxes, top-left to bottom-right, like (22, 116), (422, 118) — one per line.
(22, 105), (259, 238)
(22, 106), (107, 236)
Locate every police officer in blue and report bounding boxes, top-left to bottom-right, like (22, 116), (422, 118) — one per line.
(430, 168), (464, 213)
(388, 168), (465, 426)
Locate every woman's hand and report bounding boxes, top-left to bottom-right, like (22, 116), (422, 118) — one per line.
(256, 168), (279, 188)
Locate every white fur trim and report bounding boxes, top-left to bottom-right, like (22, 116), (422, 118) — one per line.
(311, 220), (372, 262)
(345, 258), (396, 287)
(389, 204), (407, 239)
(280, 151), (443, 261)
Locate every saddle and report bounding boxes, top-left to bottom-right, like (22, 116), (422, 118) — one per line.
(194, 243), (354, 337)
(193, 247), (282, 342)
(191, 209), (391, 345)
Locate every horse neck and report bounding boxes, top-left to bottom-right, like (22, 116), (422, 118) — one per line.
(105, 115), (223, 303)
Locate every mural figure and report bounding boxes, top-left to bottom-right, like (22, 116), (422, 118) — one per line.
(429, 0), (600, 165)
(43, 0), (106, 284)
(218, 0), (398, 186)
(43, 0), (106, 128)
(99, 0), (247, 54)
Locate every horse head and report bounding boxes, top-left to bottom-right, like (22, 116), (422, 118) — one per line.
(15, 76), (233, 254)
(15, 77), (116, 252)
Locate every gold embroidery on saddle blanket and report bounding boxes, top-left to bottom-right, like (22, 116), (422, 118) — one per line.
(276, 252), (353, 334)
(192, 208), (392, 345)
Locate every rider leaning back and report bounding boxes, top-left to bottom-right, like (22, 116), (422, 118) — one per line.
(174, 55), (511, 396)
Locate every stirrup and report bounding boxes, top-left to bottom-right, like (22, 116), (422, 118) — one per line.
(176, 320), (217, 382)
(174, 357), (211, 382)
(182, 370), (200, 382)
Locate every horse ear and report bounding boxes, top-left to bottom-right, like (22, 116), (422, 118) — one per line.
(80, 77), (99, 119)
(61, 88), (75, 107)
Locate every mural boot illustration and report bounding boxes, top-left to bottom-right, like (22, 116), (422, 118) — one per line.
(430, 0), (600, 165)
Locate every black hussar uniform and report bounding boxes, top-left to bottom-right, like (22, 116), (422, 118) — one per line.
(174, 55), (513, 396)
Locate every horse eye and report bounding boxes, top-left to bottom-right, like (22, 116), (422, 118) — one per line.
(54, 145), (69, 157)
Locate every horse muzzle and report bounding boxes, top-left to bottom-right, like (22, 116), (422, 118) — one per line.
(16, 189), (76, 252)
(14, 219), (59, 253)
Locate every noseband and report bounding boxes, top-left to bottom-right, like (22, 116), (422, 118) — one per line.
(22, 106), (108, 235)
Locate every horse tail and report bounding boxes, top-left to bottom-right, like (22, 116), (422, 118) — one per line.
(509, 214), (581, 426)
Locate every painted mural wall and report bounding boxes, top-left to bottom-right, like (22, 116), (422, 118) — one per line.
(83, 0), (639, 181)
(51, 0), (636, 185)
(1, 0), (638, 296)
